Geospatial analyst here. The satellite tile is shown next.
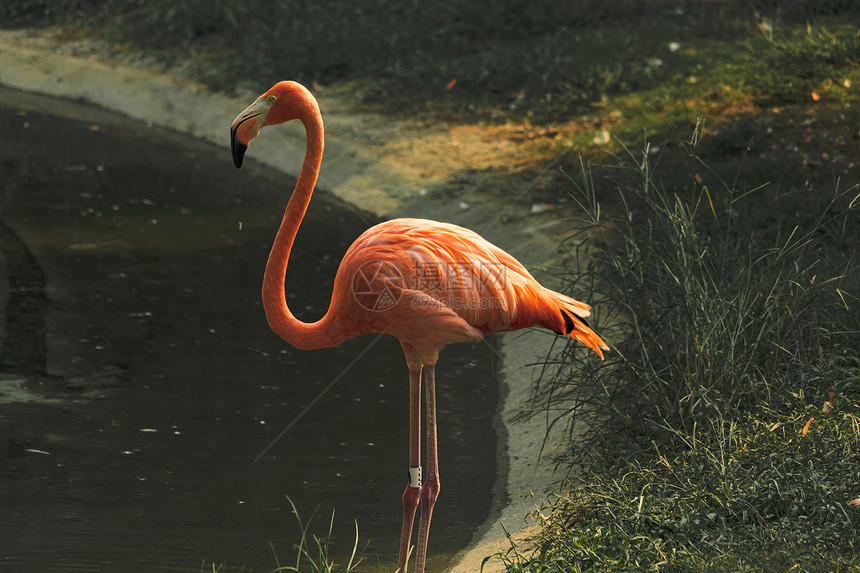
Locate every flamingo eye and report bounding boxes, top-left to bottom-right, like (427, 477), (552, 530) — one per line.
(267, 95), (278, 104)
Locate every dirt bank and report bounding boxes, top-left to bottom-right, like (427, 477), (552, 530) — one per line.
(0, 28), (591, 572)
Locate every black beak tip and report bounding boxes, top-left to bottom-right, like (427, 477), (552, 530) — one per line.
(232, 142), (247, 169)
(230, 126), (247, 169)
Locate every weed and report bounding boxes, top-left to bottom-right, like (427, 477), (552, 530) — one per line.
(505, 134), (859, 571)
(272, 496), (363, 573)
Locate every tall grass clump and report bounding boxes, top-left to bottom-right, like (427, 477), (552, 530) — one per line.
(271, 497), (362, 573)
(507, 131), (860, 571)
(554, 133), (858, 444)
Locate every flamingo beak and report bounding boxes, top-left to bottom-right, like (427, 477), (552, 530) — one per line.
(230, 97), (268, 169)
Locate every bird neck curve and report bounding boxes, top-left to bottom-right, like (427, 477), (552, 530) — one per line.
(262, 98), (339, 350)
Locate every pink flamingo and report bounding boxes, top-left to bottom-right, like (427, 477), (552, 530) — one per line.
(230, 81), (607, 573)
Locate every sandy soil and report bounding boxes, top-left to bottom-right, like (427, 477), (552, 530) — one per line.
(0, 28), (594, 572)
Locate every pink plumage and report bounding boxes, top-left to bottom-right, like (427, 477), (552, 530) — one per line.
(334, 218), (607, 363)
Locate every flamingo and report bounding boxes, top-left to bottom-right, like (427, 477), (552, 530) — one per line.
(230, 81), (608, 573)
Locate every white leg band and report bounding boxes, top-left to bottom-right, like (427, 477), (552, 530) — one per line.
(409, 466), (422, 488)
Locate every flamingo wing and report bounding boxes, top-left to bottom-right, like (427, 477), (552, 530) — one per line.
(336, 218), (607, 359)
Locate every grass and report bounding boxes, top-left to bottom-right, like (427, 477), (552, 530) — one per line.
(4, 1), (860, 125)
(197, 497), (364, 573)
(272, 497), (363, 573)
(495, 400), (860, 572)
(494, 134), (860, 571)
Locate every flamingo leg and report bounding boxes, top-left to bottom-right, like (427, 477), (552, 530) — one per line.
(398, 366), (422, 572)
(415, 364), (440, 573)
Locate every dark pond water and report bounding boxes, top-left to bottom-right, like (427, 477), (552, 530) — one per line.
(0, 87), (497, 572)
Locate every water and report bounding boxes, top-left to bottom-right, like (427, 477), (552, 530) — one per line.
(0, 87), (497, 572)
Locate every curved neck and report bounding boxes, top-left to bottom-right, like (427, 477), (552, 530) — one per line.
(262, 104), (340, 350)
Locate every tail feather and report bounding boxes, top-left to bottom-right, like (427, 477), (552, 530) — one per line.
(550, 292), (608, 360)
(561, 309), (589, 331)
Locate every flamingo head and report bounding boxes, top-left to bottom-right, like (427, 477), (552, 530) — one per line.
(230, 81), (318, 168)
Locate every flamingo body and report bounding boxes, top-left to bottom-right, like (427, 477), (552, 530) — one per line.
(230, 81), (606, 573)
(332, 217), (605, 365)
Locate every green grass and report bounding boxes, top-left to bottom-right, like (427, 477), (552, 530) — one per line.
(494, 135), (860, 571)
(198, 497), (363, 573)
(4, 0), (860, 128)
(495, 399), (860, 572)
(272, 497), (363, 573)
